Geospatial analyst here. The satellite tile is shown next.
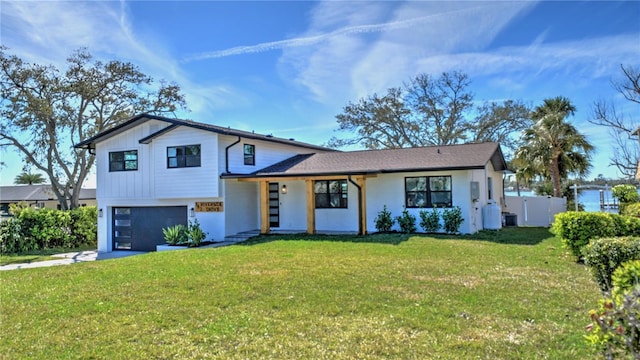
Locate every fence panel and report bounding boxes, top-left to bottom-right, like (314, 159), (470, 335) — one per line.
(504, 196), (566, 227)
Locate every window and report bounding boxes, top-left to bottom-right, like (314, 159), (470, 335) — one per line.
(487, 177), (493, 200)
(167, 145), (201, 168)
(109, 150), (138, 172)
(244, 144), (255, 165)
(315, 180), (348, 208)
(405, 176), (452, 208)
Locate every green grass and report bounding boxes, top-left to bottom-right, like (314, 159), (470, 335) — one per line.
(0, 228), (601, 359)
(0, 245), (96, 266)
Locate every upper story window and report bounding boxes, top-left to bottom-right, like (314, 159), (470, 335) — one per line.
(405, 176), (452, 208)
(109, 150), (138, 172)
(244, 144), (255, 166)
(315, 180), (348, 208)
(167, 145), (201, 168)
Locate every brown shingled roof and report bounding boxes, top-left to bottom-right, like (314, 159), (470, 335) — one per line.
(225, 142), (507, 178)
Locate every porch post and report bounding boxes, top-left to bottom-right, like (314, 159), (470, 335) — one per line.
(260, 180), (270, 234)
(305, 179), (316, 234)
(356, 176), (368, 235)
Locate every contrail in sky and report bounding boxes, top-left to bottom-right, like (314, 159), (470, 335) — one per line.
(182, 14), (437, 62)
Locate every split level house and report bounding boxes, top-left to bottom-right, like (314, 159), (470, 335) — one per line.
(75, 113), (508, 252)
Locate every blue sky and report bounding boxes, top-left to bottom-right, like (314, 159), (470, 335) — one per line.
(1, 0), (639, 187)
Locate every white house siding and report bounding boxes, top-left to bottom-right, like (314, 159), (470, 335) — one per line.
(219, 135), (318, 175)
(315, 181), (359, 233)
(274, 180), (307, 231)
(365, 170), (475, 234)
(223, 179), (259, 237)
(96, 119), (171, 200)
(153, 126), (219, 199)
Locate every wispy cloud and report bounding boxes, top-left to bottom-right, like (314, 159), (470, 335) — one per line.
(182, 7), (478, 63)
(0, 1), (246, 117)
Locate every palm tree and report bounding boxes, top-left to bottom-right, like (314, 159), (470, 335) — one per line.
(14, 172), (46, 185)
(514, 97), (594, 197)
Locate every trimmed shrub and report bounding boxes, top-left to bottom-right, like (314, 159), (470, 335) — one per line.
(442, 206), (464, 234)
(0, 218), (24, 254)
(0, 206), (97, 254)
(396, 208), (417, 234)
(582, 237), (640, 292)
(69, 207), (98, 247)
(374, 205), (394, 233)
(552, 212), (620, 258)
(612, 260), (640, 300)
(419, 206), (440, 233)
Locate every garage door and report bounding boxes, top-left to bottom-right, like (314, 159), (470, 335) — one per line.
(113, 206), (187, 251)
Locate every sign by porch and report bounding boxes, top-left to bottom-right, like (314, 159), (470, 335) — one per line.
(195, 201), (224, 212)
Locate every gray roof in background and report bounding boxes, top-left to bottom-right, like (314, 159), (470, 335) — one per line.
(0, 185), (96, 202)
(224, 142), (507, 178)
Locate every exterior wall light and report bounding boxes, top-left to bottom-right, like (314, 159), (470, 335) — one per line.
(190, 207), (195, 217)
(98, 208), (103, 217)
(281, 184), (287, 194)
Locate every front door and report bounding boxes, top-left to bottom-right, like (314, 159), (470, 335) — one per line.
(268, 182), (280, 227)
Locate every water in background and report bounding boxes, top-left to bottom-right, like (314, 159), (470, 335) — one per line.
(505, 189), (619, 213)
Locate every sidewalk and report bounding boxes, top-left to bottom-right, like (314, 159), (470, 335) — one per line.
(0, 250), (145, 271)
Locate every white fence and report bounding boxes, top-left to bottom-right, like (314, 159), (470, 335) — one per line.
(504, 196), (566, 227)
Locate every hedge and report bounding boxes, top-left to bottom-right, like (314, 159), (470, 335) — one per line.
(552, 212), (623, 258)
(0, 206), (97, 254)
(582, 237), (640, 292)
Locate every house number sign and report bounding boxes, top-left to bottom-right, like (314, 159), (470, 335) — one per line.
(195, 201), (224, 212)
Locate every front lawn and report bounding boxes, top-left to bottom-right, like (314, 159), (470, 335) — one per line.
(0, 228), (601, 359)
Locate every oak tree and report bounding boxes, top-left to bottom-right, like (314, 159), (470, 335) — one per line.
(0, 47), (187, 209)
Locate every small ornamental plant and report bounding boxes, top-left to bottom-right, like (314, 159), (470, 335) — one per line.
(374, 205), (394, 233)
(442, 206), (464, 234)
(396, 208), (417, 234)
(419, 206), (440, 233)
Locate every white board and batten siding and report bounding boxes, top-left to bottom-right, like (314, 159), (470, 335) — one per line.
(153, 126), (219, 199)
(96, 119), (171, 200)
(220, 135), (319, 175)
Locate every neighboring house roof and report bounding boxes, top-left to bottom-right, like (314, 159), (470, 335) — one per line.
(223, 142), (508, 178)
(74, 113), (334, 152)
(0, 185), (96, 202)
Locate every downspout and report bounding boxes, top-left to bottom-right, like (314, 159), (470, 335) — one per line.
(225, 136), (242, 174)
(347, 175), (363, 235)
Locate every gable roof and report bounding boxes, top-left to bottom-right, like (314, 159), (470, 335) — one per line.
(223, 142), (508, 178)
(74, 113), (333, 152)
(0, 185), (96, 202)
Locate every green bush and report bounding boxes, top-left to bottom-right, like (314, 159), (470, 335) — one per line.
(0, 218), (24, 254)
(374, 205), (394, 233)
(624, 203), (640, 218)
(419, 206), (440, 233)
(582, 237), (640, 292)
(395, 208), (417, 234)
(0, 206), (97, 254)
(69, 207), (98, 247)
(552, 212), (620, 258)
(162, 224), (188, 245)
(612, 260), (640, 300)
(442, 206), (464, 234)
(586, 261), (640, 358)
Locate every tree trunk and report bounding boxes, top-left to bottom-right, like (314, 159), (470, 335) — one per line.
(550, 157), (562, 198)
